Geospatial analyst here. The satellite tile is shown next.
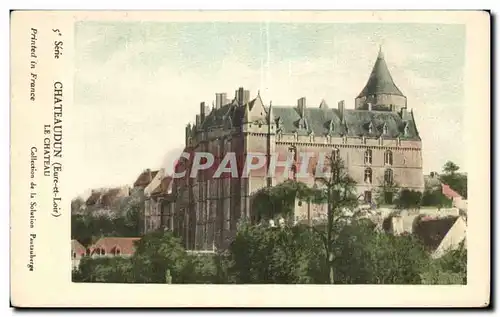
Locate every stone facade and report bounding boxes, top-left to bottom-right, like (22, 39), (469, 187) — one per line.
(165, 49), (425, 250)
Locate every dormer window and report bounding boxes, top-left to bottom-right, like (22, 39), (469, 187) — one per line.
(403, 122), (409, 136)
(382, 123), (388, 135)
(368, 122), (374, 134)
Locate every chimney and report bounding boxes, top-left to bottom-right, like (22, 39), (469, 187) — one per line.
(236, 87), (245, 105)
(243, 90), (250, 104)
(185, 123), (191, 145)
(215, 93), (227, 109)
(338, 100), (345, 120)
(297, 97), (306, 117)
(146, 168), (152, 182)
(367, 102), (372, 111)
(195, 114), (201, 126)
(200, 102), (206, 121)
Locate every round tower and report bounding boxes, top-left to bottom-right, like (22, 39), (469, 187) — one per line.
(355, 47), (407, 112)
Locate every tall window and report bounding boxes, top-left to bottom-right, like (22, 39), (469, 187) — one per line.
(290, 165), (297, 180)
(364, 167), (372, 183)
(384, 169), (394, 185)
(384, 150), (393, 166)
(364, 149), (372, 164)
(364, 191), (372, 203)
(332, 148), (340, 161)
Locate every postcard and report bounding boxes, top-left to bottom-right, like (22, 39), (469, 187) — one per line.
(10, 10), (490, 307)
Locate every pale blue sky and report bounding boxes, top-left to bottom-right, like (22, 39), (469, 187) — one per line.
(72, 22), (465, 197)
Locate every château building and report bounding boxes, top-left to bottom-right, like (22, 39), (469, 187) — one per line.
(159, 49), (425, 250)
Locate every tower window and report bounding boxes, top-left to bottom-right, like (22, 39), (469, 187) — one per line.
(384, 169), (394, 185)
(364, 168), (372, 184)
(364, 149), (372, 165)
(384, 150), (393, 166)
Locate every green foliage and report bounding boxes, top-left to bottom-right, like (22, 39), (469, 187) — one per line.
(333, 221), (429, 284)
(395, 189), (422, 210)
(252, 180), (324, 221)
(443, 161), (460, 175)
(178, 254), (217, 284)
(420, 242), (466, 285)
(421, 188), (453, 208)
(440, 161), (467, 199)
(72, 256), (134, 283)
(71, 189), (144, 246)
(227, 224), (325, 283)
(131, 230), (187, 283)
(440, 173), (468, 199)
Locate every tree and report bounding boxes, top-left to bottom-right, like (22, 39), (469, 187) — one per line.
(395, 189), (422, 211)
(227, 222), (325, 283)
(374, 179), (400, 206)
(333, 221), (430, 284)
(73, 256), (134, 283)
(312, 153), (360, 284)
(440, 161), (467, 199)
(131, 230), (187, 283)
(251, 180), (318, 222)
(421, 188), (453, 208)
(443, 161), (460, 175)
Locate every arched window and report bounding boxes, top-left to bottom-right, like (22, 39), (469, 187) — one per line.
(101, 248), (106, 256)
(384, 150), (393, 166)
(384, 169), (394, 185)
(364, 149), (372, 164)
(364, 168), (372, 184)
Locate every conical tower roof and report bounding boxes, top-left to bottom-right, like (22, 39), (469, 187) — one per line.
(357, 47), (404, 98)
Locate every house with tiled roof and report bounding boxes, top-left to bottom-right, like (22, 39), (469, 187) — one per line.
(143, 169), (176, 233)
(171, 48), (425, 251)
(71, 240), (86, 269)
(89, 237), (141, 258)
(134, 169), (160, 189)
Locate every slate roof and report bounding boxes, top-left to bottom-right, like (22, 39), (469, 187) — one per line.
(272, 106), (419, 140)
(357, 48), (405, 98)
(199, 101), (420, 141)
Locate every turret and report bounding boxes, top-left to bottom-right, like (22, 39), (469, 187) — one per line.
(355, 46), (407, 112)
